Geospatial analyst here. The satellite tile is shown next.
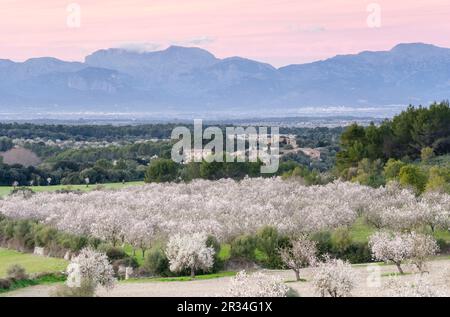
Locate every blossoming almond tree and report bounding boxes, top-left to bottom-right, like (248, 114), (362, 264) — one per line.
(125, 220), (156, 258)
(279, 234), (317, 281)
(227, 270), (290, 297)
(408, 232), (439, 273)
(0, 178), (447, 251)
(369, 231), (438, 274)
(66, 248), (115, 296)
(387, 275), (447, 297)
(165, 232), (215, 278)
(369, 231), (412, 274)
(312, 257), (354, 297)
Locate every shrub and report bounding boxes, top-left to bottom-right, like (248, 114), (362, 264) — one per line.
(311, 230), (371, 264)
(340, 242), (372, 264)
(144, 159), (179, 183)
(421, 147), (435, 162)
(255, 226), (289, 268)
(230, 234), (257, 261)
(112, 258), (139, 278)
(310, 231), (333, 255)
(384, 159), (406, 181)
(330, 227), (352, 254)
(33, 225), (58, 247)
(0, 278), (12, 290)
(52, 279), (96, 297)
(399, 165), (428, 194)
(7, 264), (28, 281)
(143, 247), (171, 277)
(97, 245), (127, 261)
(206, 235), (224, 273)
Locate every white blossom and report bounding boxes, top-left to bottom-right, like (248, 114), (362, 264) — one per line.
(369, 231), (438, 274)
(312, 257), (354, 297)
(165, 232), (215, 277)
(279, 234), (317, 281)
(227, 270), (290, 297)
(66, 248), (115, 291)
(387, 275), (447, 297)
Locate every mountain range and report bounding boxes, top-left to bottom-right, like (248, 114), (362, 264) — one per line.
(0, 43), (449, 113)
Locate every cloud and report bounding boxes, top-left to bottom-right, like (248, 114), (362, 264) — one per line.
(171, 36), (215, 46)
(288, 24), (327, 33)
(117, 42), (162, 53)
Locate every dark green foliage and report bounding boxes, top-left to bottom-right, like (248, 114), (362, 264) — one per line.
(98, 245), (128, 261)
(337, 101), (450, 175)
(255, 226), (289, 268)
(399, 164), (428, 194)
(0, 123), (177, 142)
(0, 278), (12, 290)
(311, 230), (372, 264)
(230, 235), (257, 261)
(0, 217), (91, 254)
(143, 247), (171, 277)
(0, 137), (13, 152)
(206, 235), (224, 272)
(145, 158), (179, 183)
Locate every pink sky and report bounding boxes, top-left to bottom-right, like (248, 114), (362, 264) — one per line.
(1, 0), (449, 67)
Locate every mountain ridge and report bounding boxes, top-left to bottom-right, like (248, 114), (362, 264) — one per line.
(0, 43), (449, 112)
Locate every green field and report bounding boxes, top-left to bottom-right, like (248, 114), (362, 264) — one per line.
(0, 181), (145, 198)
(0, 248), (68, 278)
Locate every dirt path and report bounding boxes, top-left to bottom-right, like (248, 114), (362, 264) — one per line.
(5, 259), (450, 297)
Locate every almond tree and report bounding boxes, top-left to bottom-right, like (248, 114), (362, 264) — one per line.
(369, 231), (438, 274)
(408, 232), (439, 273)
(369, 231), (412, 274)
(66, 248), (115, 295)
(165, 232), (215, 278)
(126, 220), (156, 258)
(228, 270), (290, 297)
(312, 257), (354, 297)
(279, 235), (317, 281)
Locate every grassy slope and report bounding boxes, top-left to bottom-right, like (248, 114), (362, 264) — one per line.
(0, 248), (68, 278)
(0, 181), (144, 198)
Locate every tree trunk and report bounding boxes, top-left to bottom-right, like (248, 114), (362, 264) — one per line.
(395, 262), (404, 274)
(190, 267), (195, 279)
(294, 270), (300, 281)
(142, 249), (145, 259)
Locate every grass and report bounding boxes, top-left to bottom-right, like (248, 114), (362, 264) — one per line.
(434, 229), (450, 243)
(123, 271), (236, 283)
(285, 278), (307, 283)
(218, 244), (231, 261)
(0, 248), (68, 278)
(381, 272), (413, 277)
(0, 181), (145, 198)
(348, 217), (376, 244)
